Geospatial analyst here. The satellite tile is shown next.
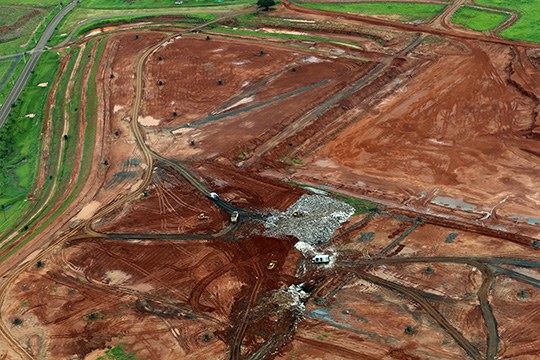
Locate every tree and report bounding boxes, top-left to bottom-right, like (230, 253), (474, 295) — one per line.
(257, 0), (276, 11)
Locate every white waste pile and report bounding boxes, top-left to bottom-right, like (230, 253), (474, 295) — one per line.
(265, 194), (354, 246)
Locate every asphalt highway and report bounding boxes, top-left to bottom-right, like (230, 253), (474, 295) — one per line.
(0, 0), (77, 130)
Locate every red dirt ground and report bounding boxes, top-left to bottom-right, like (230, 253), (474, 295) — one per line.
(294, 40), (540, 232)
(97, 166), (227, 235)
(3, 233), (300, 359)
(2, 7), (539, 359)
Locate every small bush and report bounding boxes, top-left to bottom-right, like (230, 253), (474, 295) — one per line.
(404, 325), (416, 335)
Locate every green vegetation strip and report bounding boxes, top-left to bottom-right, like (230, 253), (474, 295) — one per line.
(295, 1), (447, 23)
(451, 6), (509, 32)
(474, 0), (540, 43)
(49, 10), (219, 46)
(70, 13), (217, 41)
(0, 48), (80, 239)
(0, 38), (107, 262)
(81, 0), (251, 9)
(50, 0), (254, 46)
(0, 51), (60, 233)
(211, 26), (358, 46)
(333, 193), (378, 214)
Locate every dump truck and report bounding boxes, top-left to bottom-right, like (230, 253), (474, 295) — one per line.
(231, 211), (239, 223)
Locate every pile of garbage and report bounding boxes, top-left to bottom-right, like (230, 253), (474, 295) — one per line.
(265, 194), (354, 246)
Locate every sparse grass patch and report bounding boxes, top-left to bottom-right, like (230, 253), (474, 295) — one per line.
(97, 345), (140, 360)
(83, 311), (104, 322)
(451, 6), (509, 32)
(237, 150), (252, 159)
(333, 193), (378, 214)
(279, 156), (304, 165)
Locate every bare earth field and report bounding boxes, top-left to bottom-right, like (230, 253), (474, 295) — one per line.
(0, 2), (539, 360)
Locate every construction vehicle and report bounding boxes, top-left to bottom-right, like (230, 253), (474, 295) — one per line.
(209, 192), (219, 200)
(198, 213), (209, 221)
(230, 211), (239, 223)
(312, 255), (330, 264)
(267, 260), (278, 270)
(292, 210), (302, 217)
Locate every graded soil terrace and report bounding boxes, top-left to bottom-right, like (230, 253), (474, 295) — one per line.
(295, 39), (540, 233)
(139, 35), (376, 164)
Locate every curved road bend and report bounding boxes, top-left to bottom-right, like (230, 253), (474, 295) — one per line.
(0, 0), (78, 130)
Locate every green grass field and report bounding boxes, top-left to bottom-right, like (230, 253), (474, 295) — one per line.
(295, 1), (446, 23)
(474, 0), (540, 43)
(0, 51), (60, 230)
(0, 57), (18, 89)
(451, 6), (509, 32)
(0, 0), (60, 4)
(81, 0), (251, 8)
(0, 3), (61, 56)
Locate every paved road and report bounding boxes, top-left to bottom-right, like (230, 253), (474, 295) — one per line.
(0, 0), (77, 130)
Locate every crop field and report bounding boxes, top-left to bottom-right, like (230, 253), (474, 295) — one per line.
(451, 6), (509, 32)
(0, 1), (539, 360)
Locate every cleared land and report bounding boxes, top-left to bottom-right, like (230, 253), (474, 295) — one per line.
(0, 2), (539, 360)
